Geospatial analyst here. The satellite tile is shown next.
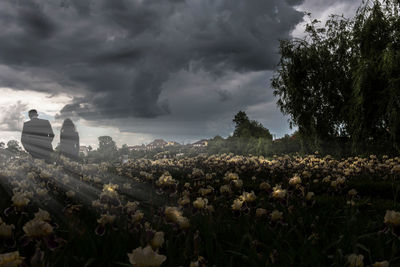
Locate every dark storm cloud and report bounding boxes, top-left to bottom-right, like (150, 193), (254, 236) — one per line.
(0, 0), (304, 124)
(68, 0), (92, 16)
(107, 70), (289, 141)
(285, 0), (305, 5)
(19, 5), (56, 39)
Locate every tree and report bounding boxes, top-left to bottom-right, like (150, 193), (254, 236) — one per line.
(6, 140), (22, 154)
(349, 1), (400, 153)
(207, 135), (229, 154)
(206, 112), (273, 156)
(119, 144), (130, 155)
(232, 111), (272, 140)
(233, 111), (249, 127)
(97, 136), (117, 161)
(270, 131), (302, 156)
(0, 142), (4, 149)
(272, 0), (400, 154)
(98, 136), (117, 152)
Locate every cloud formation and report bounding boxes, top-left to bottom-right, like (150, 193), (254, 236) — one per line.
(0, 101), (27, 132)
(291, 0), (362, 38)
(0, 0), (304, 123)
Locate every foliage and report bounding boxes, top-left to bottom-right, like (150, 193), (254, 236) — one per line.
(6, 140), (22, 155)
(96, 136), (118, 162)
(119, 144), (130, 156)
(208, 132), (302, 157)
(207, 111), (276, 156)
(233, 111), (273, 140)
(1, 153), (400, 266)
(272, 0), (400, 155)
(269, 132), (302, 156)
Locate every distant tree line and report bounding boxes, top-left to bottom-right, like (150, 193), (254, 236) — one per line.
(272, 0), (400, 156)
(207, 111), (301, 156)
(0, 140), (24, 158)
(82, 136), (202, 162)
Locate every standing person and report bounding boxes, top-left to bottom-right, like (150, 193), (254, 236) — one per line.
(21, 109), (55, 162)
(60, 118), (79, 161)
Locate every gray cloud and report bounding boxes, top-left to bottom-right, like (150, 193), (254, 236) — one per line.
(93, 69), (295, 142)
(18, 3), (56, 39)
(0, 0), (304, 127)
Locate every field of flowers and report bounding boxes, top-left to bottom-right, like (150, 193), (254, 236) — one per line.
(0, 153), (400, 266)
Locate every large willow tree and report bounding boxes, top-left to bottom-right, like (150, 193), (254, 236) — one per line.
(272, 0), (400, 154)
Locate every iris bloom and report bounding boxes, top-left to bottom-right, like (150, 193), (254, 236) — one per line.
(127, 245), (166, 267)
(384, 210), (400, 226)
(0, 251), (25, 267)
(150, 231), (165, 249)
(270, 210), (283, 221)
(193, 198), (208, 209)
(0, 221), (14, 239)
(23, 219), (53, 238)
(347, 254), (364, 267)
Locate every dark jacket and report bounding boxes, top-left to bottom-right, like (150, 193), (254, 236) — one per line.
(21, 118), (54, 159)
(60, 130), (79, 160)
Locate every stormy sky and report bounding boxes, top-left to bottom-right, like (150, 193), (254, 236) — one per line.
(0, 0), (361, 147)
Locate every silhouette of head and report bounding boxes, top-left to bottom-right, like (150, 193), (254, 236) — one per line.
(61, 118), (76, 133)
(28, 109), (38, 119)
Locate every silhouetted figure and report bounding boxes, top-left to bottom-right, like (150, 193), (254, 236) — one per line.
(21, 109), (55, 162)
(60, 118), (79, 161)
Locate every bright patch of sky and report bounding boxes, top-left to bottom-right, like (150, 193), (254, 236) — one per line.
(0, 87), (153, 148)
(291, 0), (362, 38)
